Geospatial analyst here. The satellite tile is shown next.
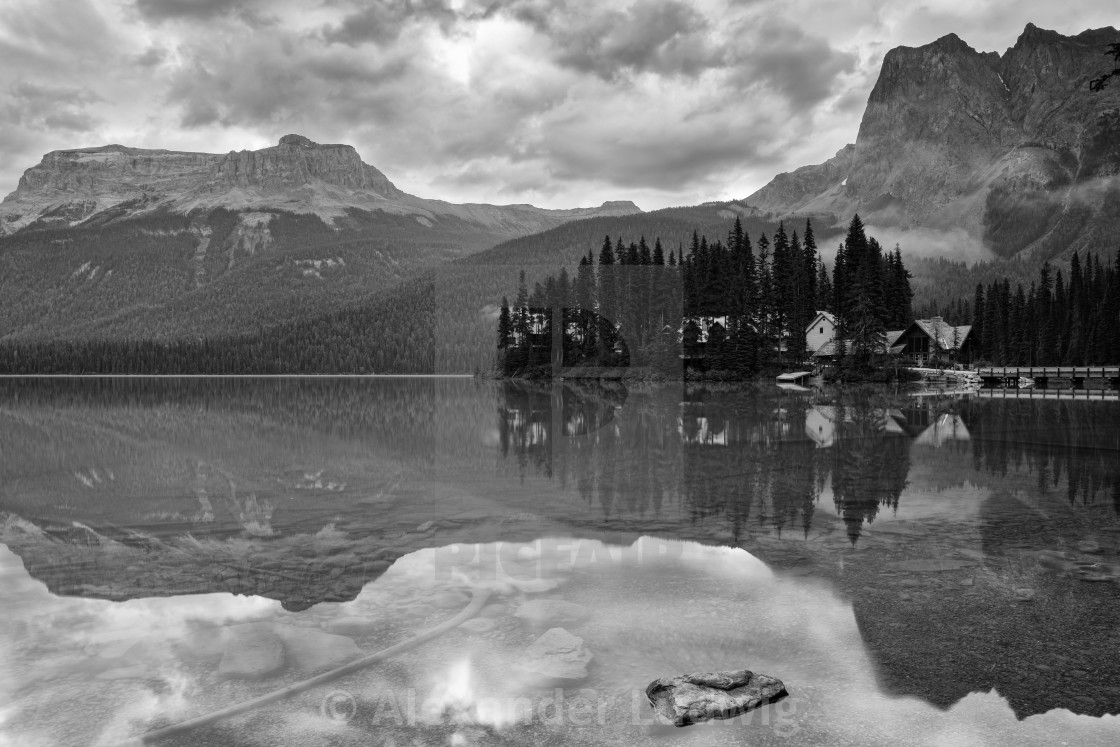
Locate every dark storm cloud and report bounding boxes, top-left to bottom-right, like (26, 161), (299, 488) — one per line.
(143, 0), (857, 201)
(541, 115), (782, 190)
(328, 0), (733, 78)
(555, 138), (769, 189)
(133, 0), (265, 23)
(500, 0), (723, 79)
(832, 88), (868, 113)
(0, 0), (115, 68)
(133, 46), (168, 68)
(163, 33), (419, 131)
(323, 0), (456, 46)
(0, 82), (102, 132)
(730, 19), (858, 108)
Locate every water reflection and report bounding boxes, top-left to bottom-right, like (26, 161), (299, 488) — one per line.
(496, 382), (1120, 722)
(1, 378), (1119, 744)
(497, 383), (1120, 541)
(3, 538), (1119, 746)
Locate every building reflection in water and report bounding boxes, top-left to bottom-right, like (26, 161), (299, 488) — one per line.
(497, 383), (986, 542)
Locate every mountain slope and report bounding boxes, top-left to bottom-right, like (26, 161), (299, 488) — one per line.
(0, 203), (779, 374)
(0, 135), (639, 340)
(745, 24), (1120, 261)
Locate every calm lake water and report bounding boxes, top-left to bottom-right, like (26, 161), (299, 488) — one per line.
(2, 378), (1119, 746)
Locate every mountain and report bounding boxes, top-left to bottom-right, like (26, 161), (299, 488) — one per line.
(745, 24), (1120, 261)
(0, 133), (640, 236)
(0, 134), (639, 340)
(0, 202), (779, 374)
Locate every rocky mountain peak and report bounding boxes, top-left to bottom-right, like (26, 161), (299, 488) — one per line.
(213, 135), (401, 197)
(928, 32), (971, 52)
(1, 134), (643, 237)
(1014, 22), (1064, 47)
(278, 134), (315, 147)
(745, 23), (1120, 261)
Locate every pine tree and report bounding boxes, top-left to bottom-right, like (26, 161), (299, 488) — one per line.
(817, 263), (833, 312)
(971, 283), (986, 360)
(771, 222), (792, 362)
(1037, 262), (1055, 364)
(756, 233), (773, 366)
(837, 215), (885, 365)
(497, 296), (512, 350)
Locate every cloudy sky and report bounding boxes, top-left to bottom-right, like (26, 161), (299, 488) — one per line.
(1, 0), (1117, 210)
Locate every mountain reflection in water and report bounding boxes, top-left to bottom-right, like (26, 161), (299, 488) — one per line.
(1, 378), (1119, 745)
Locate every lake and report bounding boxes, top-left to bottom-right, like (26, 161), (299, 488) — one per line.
(1, 377), (1119, 746)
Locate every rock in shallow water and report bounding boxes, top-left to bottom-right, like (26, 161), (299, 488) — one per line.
(274, 627), (361, 672)
(645, 669), (787, 727)
(517, 627), (593, 685)
(218, 624), (284, 679)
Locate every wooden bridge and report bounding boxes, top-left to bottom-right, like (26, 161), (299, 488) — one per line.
(976, 366), (1120, 391)
(976, 387), (1120, 401)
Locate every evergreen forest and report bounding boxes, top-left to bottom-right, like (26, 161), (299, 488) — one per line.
(496, 215), (916, 377)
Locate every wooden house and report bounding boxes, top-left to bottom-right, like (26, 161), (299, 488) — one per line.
(680, 316), (728, 365)
(806, 311), (837, 354)
(893, 317), (972, 365)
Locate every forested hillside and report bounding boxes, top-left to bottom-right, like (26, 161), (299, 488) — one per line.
(0, 203), (777, 374)
(0, 206), (517, 341)
(2, 196), (1113, 374)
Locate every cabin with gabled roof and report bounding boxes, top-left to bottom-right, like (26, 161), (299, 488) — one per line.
(806, 311), (837, 354)
(894, 317), (972, 365)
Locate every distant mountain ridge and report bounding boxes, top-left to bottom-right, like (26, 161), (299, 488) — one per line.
(0, 134), (639, 341)
(0, 133), (639, 236)
(745, 23), (1120, 261)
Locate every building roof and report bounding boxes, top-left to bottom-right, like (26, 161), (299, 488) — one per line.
(885, 329), (905, 347)
(813, 340), (842, 357)
(912, 319), (972, 351)
(806, 310), (837, 332)
(815, 335), (904, 358)
(680, 315), (728, 343)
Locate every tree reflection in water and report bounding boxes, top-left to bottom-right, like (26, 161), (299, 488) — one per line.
(497, 383), (941, 542)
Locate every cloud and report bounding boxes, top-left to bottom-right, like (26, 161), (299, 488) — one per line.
(0, 0), (116, 69)
(162, 31), (422, 130)
(0, 82), (103, 133)
(2, 0), (1120, 210)
(143, 0), (857, 204)
(322, 0), (456, 46)
(501, 0), (722, 80)
(132, 0), (267, 24)
(731, 18), (858, 108)
(817, 223), (995, 265)
(133, 46), (168, 68)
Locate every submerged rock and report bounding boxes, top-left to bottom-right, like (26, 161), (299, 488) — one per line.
(645, 669), (787, 727)
(517, 627), (593, 685)
(218, 624), (284, 679)
(274, 626), (360, 672)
